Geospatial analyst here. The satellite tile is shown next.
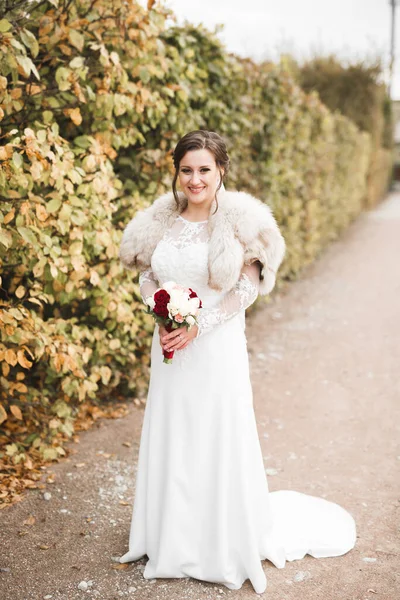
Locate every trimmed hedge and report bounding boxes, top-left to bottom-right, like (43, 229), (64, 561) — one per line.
(292, 55), (394, 208)
(0, 0), (392, 504)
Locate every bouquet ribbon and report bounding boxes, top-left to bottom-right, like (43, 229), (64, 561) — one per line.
(163, 323), (175, 364)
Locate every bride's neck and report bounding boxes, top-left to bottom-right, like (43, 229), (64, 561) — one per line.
(181, 203), (212, 221)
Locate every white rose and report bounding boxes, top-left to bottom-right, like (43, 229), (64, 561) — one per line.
(178, 299), (193, 317)
(188, 296), (200, 311)
(186, 315), (195, 326)
(167, 302), (179, 316)
(146, 296), (155, 310)
(169, 289), (185, 307)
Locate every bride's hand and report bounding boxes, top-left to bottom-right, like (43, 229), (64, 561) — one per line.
(159, 324), (198, 351)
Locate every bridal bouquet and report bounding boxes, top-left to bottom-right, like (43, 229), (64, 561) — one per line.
(144, 281), (202, 364)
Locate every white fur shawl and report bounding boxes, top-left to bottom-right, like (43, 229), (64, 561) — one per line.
(119, 188), (286, 295)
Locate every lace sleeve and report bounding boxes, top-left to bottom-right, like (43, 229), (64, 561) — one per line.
(196, 262), (260, 338)
(138, 268), (159, 305)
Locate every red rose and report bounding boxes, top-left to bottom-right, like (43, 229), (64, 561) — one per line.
(154, 303), (169, 318)
(153, 289), (170, 318)
(154, 289), (170, 304)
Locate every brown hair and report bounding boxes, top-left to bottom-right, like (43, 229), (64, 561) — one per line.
(171, 130), (230, 215)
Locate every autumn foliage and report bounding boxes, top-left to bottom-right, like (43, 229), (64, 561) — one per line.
(0, 0), (393, 507)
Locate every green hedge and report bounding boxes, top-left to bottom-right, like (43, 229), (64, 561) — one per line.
(291, 54), (394, 207)
(0, 0), (391, 501)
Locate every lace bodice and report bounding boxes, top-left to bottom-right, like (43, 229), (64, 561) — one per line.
(139, 215), (260, 337)
(163, 215), (210, 248)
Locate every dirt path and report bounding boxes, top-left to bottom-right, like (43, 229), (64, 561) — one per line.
(1, 192), (399, 600)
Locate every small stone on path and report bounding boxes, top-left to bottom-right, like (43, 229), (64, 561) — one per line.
(363, 557), (377, 563)
(293, 570), (311, 582)
(78, 580), (88, 591)
(265, 468), (279, 476)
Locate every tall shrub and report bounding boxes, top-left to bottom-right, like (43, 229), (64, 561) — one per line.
(293, 54), (394, 206)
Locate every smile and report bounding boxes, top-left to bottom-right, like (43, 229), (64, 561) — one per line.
(189, 187), (205, 194)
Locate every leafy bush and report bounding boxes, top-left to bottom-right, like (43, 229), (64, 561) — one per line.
(290, 54), (394, 207)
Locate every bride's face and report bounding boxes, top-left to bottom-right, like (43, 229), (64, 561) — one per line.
(178, 149), (222, 207)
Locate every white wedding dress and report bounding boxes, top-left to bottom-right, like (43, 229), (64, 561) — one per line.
(119, 214), (356, 594)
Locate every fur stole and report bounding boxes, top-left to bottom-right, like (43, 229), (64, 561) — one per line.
(119, 188), (286, 295)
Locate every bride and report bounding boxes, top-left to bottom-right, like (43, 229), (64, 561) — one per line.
(118, 130), (356, 594)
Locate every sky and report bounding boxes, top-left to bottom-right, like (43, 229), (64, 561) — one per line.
(164, 0), (400, 100)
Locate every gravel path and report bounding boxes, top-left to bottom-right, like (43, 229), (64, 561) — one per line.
(1, 192), (399, 600)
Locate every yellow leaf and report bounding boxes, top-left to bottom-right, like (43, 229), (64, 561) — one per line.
(100, 365), (112, 385)
(10, 405), (23, 420)
(0, 229), (12, 249)
(15, 285), (26, 299)
(39, 20), (53, 36)
(25, 456), (33, 469)
(96, 230), (112, 247)
(53, 354), (64, 373)
(63, 107), (82, 126)
(23, 515), (36, 526)
(10, 88), (22, 100)
(8, 308), (23, 321)
(6, 443), (19, 457)
(33, 258), (47, 278)
(52, 280), (63, 292)
(5, 349), (17, 366)
(17, 349), (33, 369)
(69, 30), (84, 52)
(26, 297), (43, 307)
(50, 263), (58, 278)
(42, 447), (59, 461)
(89, 270), (101, 286)
(59, 44), (72, 56)
(6, 325), (15, 336)
(109, 339), (121, 350)
(4, 209), (15, 224)
(28, 84), (42, 95)
(14, 382), (28, 393)
(1, 361), (10, 377)
(31, 161), (43, 181)
(3, 144), (13, 159)
(112, 563), (129, 570)
(21, 345), (35, 360)
(36, 204), (49, 221)
(0, 404), (7, 424)
(69, 241), (82, 256)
